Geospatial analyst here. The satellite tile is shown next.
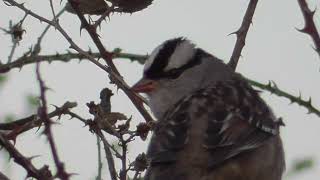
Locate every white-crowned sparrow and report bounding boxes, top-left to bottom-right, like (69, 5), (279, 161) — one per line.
(132, 38), (285, 180)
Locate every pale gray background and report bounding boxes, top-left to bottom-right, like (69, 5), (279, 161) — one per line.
(0, 0), (319, 179)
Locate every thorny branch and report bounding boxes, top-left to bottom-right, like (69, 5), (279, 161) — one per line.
(36, 63), (70, 180)
(92, 5), (116, 29)
(33, 8), (66, 56)
(0, 51), (147, 73)
(67, 0), (154, 123)
(96, 130), (118, 180)
(1, 0), (320, 179)
(0, 132), (52, 179)
(67, 0), (117, 72)
(84, 88), (148, 180)
(228, 0), (259, 70)
(0, 102), (77, 139)
(297, 0), (320, 58)
(95, 135), (103, 180)
(247, 79), (320, 117)
(3, 0), (153, 123)
(119, 136), (128, 180)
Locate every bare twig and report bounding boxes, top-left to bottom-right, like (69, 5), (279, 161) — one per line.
(33, 8), (66, 55)
(247, 78), (320, 117)
(228, 0), (259, 70)
(48, 0), (57, 23)
(96, 130), (118, 180)
(0, 27), (10, 33)
(64, 109), (120, 180)
(3, 0), (53, 27)
(63, 110), (89, 124)
(67, 0), (154, 122)
(0, 51), (146, 73)
(8, 41), (18, 63)
(36, 63), (70, 180)
(4, 0), (153, 123)
(119, 136), (127, 180)
(95, 135), (103, 180)
(0, 102), (77, 140)
(67, 0), (115, 68)
(0, 132), (52, 179)
(297, 0), (320, 58)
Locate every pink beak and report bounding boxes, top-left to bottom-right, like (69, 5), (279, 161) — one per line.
(131, 78), (157, 93)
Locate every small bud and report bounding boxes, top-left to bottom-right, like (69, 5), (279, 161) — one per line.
(10, 23), (26, 42)
(136, 123), (151, 141)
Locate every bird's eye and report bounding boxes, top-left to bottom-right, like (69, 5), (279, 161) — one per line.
(165, 68), (182, 79)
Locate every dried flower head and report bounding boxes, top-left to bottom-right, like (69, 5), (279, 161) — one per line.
(11, 23), (26, 42)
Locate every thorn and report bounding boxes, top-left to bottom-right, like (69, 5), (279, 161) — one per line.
(267, 81), (272, 87)
(277, 117), (285, 126)
(271, 81), (278, 89)
(307, 97), (312, 105)
(3, 1), (11, 6)
(79, 24), (85, 36)
(296, 26), (310, 34)
(227, 30), (239, 36)
(289, 98), (294, 105)
(298, 90), (302, 99)
(51, 104), (60, 111)
(27, 155), (41, 161)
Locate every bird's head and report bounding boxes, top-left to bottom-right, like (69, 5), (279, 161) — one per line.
(132, 37), (232, 119)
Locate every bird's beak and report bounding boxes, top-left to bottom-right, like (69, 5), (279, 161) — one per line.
(131, 78), (157, 93)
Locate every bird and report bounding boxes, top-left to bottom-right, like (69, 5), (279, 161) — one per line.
(131, 37), (285, 180)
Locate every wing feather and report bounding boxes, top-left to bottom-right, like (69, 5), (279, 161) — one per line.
(146, 76), (283, 169)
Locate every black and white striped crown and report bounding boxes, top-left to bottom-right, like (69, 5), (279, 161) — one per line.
(144, 37), (210, 79)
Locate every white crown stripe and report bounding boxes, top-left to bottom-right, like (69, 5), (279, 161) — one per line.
(165, 40), (196, 71)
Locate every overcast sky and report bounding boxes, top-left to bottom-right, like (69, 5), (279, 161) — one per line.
(1, 0), (320, 179)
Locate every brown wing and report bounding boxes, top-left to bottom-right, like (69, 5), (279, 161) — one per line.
(146, 76), (284, 169)
(202, 78), (283, 168)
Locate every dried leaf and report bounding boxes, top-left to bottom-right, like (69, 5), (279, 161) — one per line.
(108, 0), (153, 13)
(65, 0), (109, 15)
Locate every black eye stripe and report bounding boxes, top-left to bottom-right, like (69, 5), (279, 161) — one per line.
(145, 38), (211, 80)
(161, 48), (207, 79)
(145, 37), (184, 79)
